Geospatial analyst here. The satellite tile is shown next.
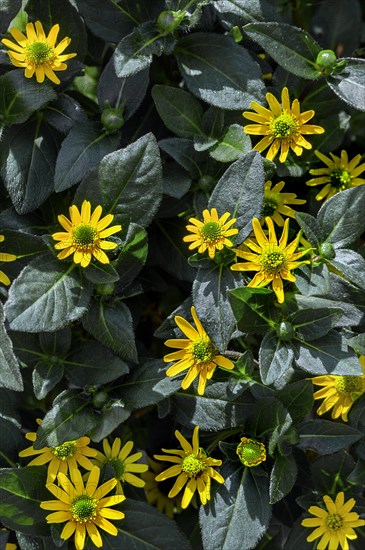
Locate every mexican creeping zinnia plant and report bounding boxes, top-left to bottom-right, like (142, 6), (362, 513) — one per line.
(301, 492), (365, 550)
(1, 21), (76, 84)
(242, 87), (324, 163)
(0, 235), (16, 286)
(183, 208), (238, 259)
(164, 305), (235, 395)
(262, 180), (306, 226)
(154, 426), (224, 509)
(40, 466), (125, 550)
(311, 356), (365, 422)
(231, 217), (310, 303)
(52, 200), (122, 268)
(307, 150), (365, 201)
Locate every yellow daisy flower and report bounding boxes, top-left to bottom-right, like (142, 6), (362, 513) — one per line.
(307, 149), (365, 201)
(18, 420), (97, 483)
(164, 305), (235, 396)
(243, 87), (324, 163)
(141, 456), (182, 518)
(311, 356), (365, 422)
(52, 200), (122, 268)
(236, 437), (266, 468)
(40, 466), (125, 550)
(154, 426), (224, 509)
(301, 491), (365, 550)
(231, 217), (310, 304)
(262, 180), (306, 226)
(0, 235), (16, 286)
(183, 208), (238, 259)
(92, 437), (148, 494)
(1, 20), (77, 84)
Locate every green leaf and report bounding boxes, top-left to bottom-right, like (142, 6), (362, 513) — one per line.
(327, 58), (365, 111)
(193, 265), (243, 350)
(0, 417), (24, 468)
(200, 465), (271, 550)
(83, 262), (120, 285)
(317, 186), (365, 247)
(209, 124), (252, 163)
(175, 33), (265, 110)
(1, 121), (57, 214)
(116, 223), (148, 286)
(173, 382), (255, 430)
(297, 419), (362, 454)
(294, 330), (363, 375)
(329, 249), (365, 291)
(315, 0), (362, 57)
(278, 380), (314, 423)
(295, 212), (323, 249)
(294, 264), (331, 297)
(44, 93), (87, 134)
(65, 341), (129, 387)
(152, 85), (205, 139)
(75, 0), (136, 42)
(269, 453), (297, 504)
(159, 138), (201, 179)
(89, 400), (131, 442)
(229, 287), (278, 334)
(243, 22), (321, 79)
(0, 71), (56, 126)
(0, 303), (23, 392)
(82, 300), (138, 362)
(290, 307), (344, 341)
(5, 255), (91, 333)
(32, 360), (64, 401)
(54, 121), (119, 192)
(0, 0), (22, 32)
(13, 534), (52, 550)
(259, 332), (294, 386)
(248, 397), (292, 455)
(209, 151), (265, 242)
(98, 133), (163, 227)
(214, 0), (290, 27)
(0, 467), (50, 536)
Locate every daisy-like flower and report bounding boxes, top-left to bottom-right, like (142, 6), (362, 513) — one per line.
(183, 208), (238, 259)
(312, 356), (365, 422)
(307, 150), (365, 201)
(40, 466), (125, 550)
(19, 421), (97, 483)
(231, 217), (310, 304)
(301, 491), (365, 550)
(1, 21), (77, 84)
(243, 87), (324, 163)
(154, 426), (224, 509)
(236, 437), (266, 468)
(92, 438), (148, 495)
(141, 456), (182, 518)
(0, 235), (16, 286)
(52, 200), (122, 268)
(164, 305), (235, 396)
(262, 180), (306, 226)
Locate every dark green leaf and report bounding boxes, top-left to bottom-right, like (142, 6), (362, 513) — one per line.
(83, 262), (120, 285)
(314, 0), (362, 57)
(295, 212), (323, 249)
(0, 302), (23, 391)
(297, 419), (362, 454)
(229, 287), (278, 334)
(159, 138), (201, 179)
(248, 397), (292, 455)
(214, 0), (290, 27)
(44, 94), (87, 134)
(329, 249), (365, 291)
(259, 332), (294, 386)
(0, 418), (23, 468)
(327, 58), (365, 111)
(75, 0), (136, 42)
(0, 0), (21, 32)
(5, 255), (91, 333)
(294, 264), (331, 297)
(14, 533), (52, 550)
(290, 307), (344, 341)
(269, 453), (297, 504)
(243, 22), (321, 79)
(175, 33), (265, 110)
(32, 360), (64, 400)
(89, 400), (131, 442)
(116, 223), (148, 286)
(278, 380), (314, 423)
(209, 124), (252, 163)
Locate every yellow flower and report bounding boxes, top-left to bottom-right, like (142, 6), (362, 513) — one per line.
(301, 491), (365, 550)
(1, 20), (76, 84)
(312, 356), (365, 422)
(141, 456), (182, 518)
(40, 466), (125, 550)
(52, 200), (122, 268)
(231, 217), (310, 304)
(0, 235), (16, 286)
(164, 305), (235, 396)
(19, 420), (97, 483)
(262, 180), (306, 226)
(307, 150), (365, 201)
(154, 426), (224, 509)
(243, 87), (324, 163)
(183, 208), (238, 259)
(236, 437), (266, 467)
(92, 438), (148, 494)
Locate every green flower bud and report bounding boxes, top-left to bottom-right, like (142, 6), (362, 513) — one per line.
(316, 50), (337, 70)
(101, 106), (124, 134)
(319, 242), (335, 260)
(96, 283), (115, 296)
(157, 10), (181, 34)
(92, 391), (109, 409)
(276, 321), (296, 341)
(198, 175), (215, 191)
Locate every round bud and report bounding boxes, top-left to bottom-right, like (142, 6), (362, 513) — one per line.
(316, 50), (337, 69)
(96, 283), (115, 296)
(198, 175), (215, 191)
(319, 242), (335, 260)
(157, 11), (180, 34)
(101, 107), (124, 134)
(276, 321), (296, 341)
(92, 391), (109, 409)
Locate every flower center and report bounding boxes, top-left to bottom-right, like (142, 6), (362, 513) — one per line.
(335, 376), (364, 395)
(192, 339), (216, 364)
(262, 198), (278, 216)
(269, 114), (297, 139)
(26, 41), (54, 65)
(109, 458), (125, 480)
(181, 454), (206, 478)
(326, 512), (343, 531)
(52, 441), (77, 460)
(330, 168), (352, 190)
(72, 225), (98, 249)
(70, 495), (98, 523)
(236, 438), (266, 467)
(200, 221), (222, 244)
(261, 247), (287, 274)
